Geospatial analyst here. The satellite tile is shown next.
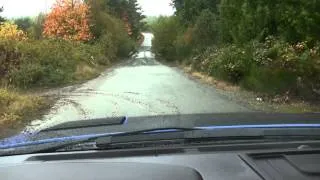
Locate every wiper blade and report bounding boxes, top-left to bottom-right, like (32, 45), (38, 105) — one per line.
(1, 123), (320, 156)
(61, 129), (320, 152)
(0, 127), (196, 155)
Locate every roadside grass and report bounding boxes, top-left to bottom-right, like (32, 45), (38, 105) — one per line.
(0, 88), (53, 138)
(73, 63), (101, 81)
(272, 102), (320, 113)
(183, 66), (320, 113)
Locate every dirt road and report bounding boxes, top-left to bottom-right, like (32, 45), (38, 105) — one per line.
(25, 33), (250, 133)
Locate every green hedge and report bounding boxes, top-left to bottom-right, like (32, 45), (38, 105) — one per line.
(191, 38), (320, 99)
(0, 39), (109, 88)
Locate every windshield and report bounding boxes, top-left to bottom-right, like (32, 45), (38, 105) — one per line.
(0, 0), (319, 153)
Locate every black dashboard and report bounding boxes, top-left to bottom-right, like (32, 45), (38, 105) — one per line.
(1, 141), (320, 180)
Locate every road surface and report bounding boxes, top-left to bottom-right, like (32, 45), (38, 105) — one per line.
(25, 33), (250, 132)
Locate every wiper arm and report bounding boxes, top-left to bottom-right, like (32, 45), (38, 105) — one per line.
(0, 127), (197, 155)
(41, 128), (320, 153)
(2, 124), (320, 156)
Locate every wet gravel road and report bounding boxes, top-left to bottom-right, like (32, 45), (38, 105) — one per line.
(25, 33), (250, 132)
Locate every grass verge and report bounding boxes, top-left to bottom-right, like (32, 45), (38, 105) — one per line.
(0, 88), (53, 138)
(182, 65), (320, 113)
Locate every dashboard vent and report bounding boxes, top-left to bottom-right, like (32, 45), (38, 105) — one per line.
(240, 150), (320, 180)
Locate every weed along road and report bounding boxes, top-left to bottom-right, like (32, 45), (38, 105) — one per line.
(25, 32), (250, 133)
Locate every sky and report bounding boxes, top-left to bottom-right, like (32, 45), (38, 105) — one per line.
(0, 0), (174, 18)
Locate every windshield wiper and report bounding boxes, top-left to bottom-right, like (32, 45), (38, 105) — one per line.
(2, 124), (320, 156)
(36, 128), (320, 154)
(0, 127), (197, 155)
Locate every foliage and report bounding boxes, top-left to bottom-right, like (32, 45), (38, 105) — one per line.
(192, 9), (218, 48)
(174, 28), (193, 61)
(142, 16), (158, 31)
(172, 0), (220, 25)
(150, 0), (320, 99)
(0, 22), (27, 41)
(0, 39), (106, 88)
(151, 16), (180, 61)
(190, 39), (320, 99)
(219, 0), (320, 44)
(27, 13), (46, 40)
(108, 0), (146, 39)
(14, 17), (32, 31)
(170, 0), (320, 44)
(43, 0), (92, 41)
(0, 0), (140, 90)
(0, 88), (48, 135)
(0, 7), (5, 23)
(86, 0), (135, 58)
(245, 38), (320, 98)
(0, 39), (21, 78)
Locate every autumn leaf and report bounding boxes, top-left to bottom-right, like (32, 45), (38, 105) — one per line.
(43, 0), (92, 41)
(0, 22), (27, 41)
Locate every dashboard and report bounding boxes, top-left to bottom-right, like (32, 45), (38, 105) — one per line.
(1, 141), (320, 180)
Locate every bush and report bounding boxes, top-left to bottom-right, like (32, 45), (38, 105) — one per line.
(0, 39), (22, 78)
(9, 63), (45, 87)
(0, 39), (111, 88)
(174, 27), (194, 61)
(0, 22), (27, 41)
(27, 13), (45, 40)
(206, 45), (252, 83)
(0, 88), (48, 134)
(188, 37), (320, 99)
(151, 16), (180, 61)
(192, 9), (219, 48)
(14, 17), (32, 31)
(247, 38), (320, 98)
(90, 11), (135, 60)
(117, 35), (136, 57)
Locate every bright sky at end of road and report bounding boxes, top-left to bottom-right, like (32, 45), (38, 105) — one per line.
(138, 0), (174, 16)
(0, 0), (174, 18)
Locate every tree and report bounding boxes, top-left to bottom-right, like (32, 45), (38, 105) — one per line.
(28, 13), (46, 40)
(151, 16), (180, 61)
(219, 0), (320, 44)
(86, 0), (135, 58)
(43, 0), (92, 41)
(85, 0), (108, 39)
(108, 0), (145, 39)
(0, 7), (5, 23)
(192, 9), (218, 48)
(172, 0), (220, 25)
(14, 17), (32, 31)
(0, 22), (27, 40)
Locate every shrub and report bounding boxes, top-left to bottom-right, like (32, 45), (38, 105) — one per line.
(0, 22), (27, 41)
(43, 0), (92, 41)
(192, 9), (219, 48)
(151, 16), (180, 61)
(207, 45), (252, 83)
(27, 13), (45, 40)
(9, 63), (45, 88)
(174, 27), (194, 61)
(0, 88), (48, 133)
(248, 38), (320, 98)
(0, 39), (22, 78)
(14, 17), (32, 31)
(190, 38), (320, 99)
(89, 10), (134, 60)
(0, 39), (110, 88)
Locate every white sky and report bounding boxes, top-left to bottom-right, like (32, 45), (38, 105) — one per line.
(0, 0), (174, 18)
